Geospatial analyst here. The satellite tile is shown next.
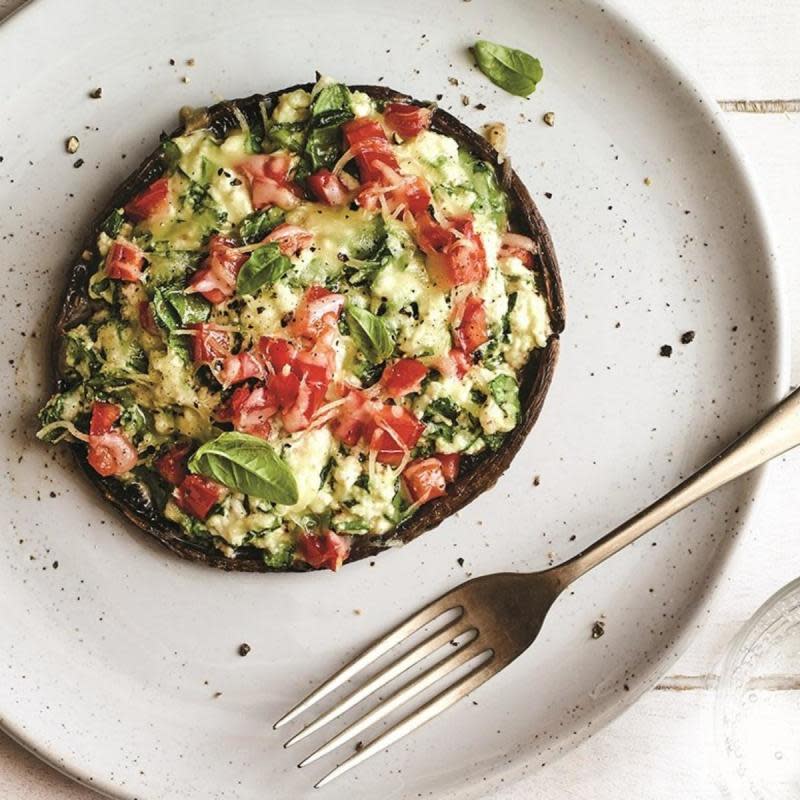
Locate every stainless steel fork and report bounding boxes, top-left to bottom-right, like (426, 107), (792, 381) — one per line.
(275, 385), (800, 787)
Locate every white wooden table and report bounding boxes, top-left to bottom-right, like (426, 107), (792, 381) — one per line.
(1, 1), (798, 797)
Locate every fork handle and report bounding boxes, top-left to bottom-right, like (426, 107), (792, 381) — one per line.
(555, 385), (800, 585)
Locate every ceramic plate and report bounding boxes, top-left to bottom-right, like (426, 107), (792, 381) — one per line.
(0, 1), (786, 798)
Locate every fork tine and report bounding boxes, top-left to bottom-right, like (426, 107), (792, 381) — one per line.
(284, 616), (476, 748)
(298, 634), (485, 768)
(273, 598), (463, 730)
(314, 651), (497, 788)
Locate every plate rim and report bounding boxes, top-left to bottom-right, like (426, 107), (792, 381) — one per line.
(0, 0), (790, 797)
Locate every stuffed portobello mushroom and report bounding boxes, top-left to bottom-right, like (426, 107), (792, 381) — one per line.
(37, 77), (564, 572)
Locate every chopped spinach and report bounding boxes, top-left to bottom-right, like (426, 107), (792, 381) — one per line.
(101, 208), (124, 238)
(265, 121), (306, 153)
(263, 543), (295, 569)
(489, 374), (520, 421)
(238, 207), (285, 244)
(426, 397), (460, 423)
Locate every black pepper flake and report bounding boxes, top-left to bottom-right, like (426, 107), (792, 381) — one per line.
(49, 491), (56, 498)
(52, 561), (59, 569)
(457, 557), (465, 567)
(659, 344), (672, 357)
(89, 87), (102, 99)
(475, 102), (486, 110)
(533, 475), (540, 487)
(435, 93), (444, 101)
(544, 192), (553, 199)
(680, 330), (696, 345)
(591, 621), (605, 639)
(230, 177), (242, 186)
(169, 58), (175, 66)
(73, 158), (84, 169)
(337, 252), (349, 262)
(238, 643), (251, 657)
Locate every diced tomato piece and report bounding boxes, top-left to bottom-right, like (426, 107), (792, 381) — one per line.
(215, 385), (249, 422)
(381, 359), (428, 398)
(231, 385), (277, 439)
(307, 169), (350, 206)
(435, 453), (461, 483)
(217, 351), (263, 386)
(364, 405), (425, 466)
(342, 117), (386, 146)
(454, 295), (488, 354)
(415, 212), (455, 254)
(105, 240), (145, 282)
(188, 235), (248, 304)
(395, 176), (431, 214)
(155, 442), (192, 486)
(174, 474), (228, 520)
(296, 531), (352, 571)
(330, 389), (374, 446)
(258, 336), (298, 372)
(294, 352), (331, 388)
(263, 223), (314, 256)
(498, 232), (537, 269)
(251, 177), (302, 210)
(430, 348), (471, 379)
(401, 458), (447, 505)
(449, 348), (472, 378)
(424, 216), (488, 289)
(124, 177), (170, 222)
(239, 154), (303, 210)
(189, 323), (231, 364)
(89, 401), (121, 435)
(290, 285), (345, 340)
(282, 379), (327, 433)
(239, 153), (294, 184)
(358, 175), (431, 216)
(138, 301), (160, 336)
(384, 103), (433, 138)
(87, 430), (138, 477)
(342, 117), (399, 183)
(269, 370), (301, 410)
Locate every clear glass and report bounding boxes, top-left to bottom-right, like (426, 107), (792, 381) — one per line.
(716, 577), (800, 799)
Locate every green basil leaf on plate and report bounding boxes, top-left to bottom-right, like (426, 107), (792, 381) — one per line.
(236, 243), (291, 296)
(188, 431), (299, 505)
(346, 304), (394, 363)
(472, 39), (543, 97)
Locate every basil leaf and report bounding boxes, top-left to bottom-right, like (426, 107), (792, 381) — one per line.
(239, 207), (285, 244)
(472, 39), (543, 97)
(188, 432), (298, 505)
(311, 84), (354, 125)
(152, 286), (210, 330)
(489, 374), (520, 420)
(305, 124), (345, 171)
(168, 290), (211, 325)
(346, 304), (394, 363)
(236, 243), (291, 296)
(304, 83), (354, 171)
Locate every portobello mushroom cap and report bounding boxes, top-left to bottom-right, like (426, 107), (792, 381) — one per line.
(51, 82), (565, 571)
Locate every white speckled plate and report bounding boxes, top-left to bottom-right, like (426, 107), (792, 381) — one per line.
(0, 0), (787, 798)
